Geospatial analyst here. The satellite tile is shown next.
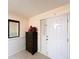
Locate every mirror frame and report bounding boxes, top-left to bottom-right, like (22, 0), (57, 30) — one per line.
(8, 19), (20, 38)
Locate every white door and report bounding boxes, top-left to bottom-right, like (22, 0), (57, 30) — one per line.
(40, 19), (48, 56)
(40, 14), (69, 59)
(47, 14), (69, 59)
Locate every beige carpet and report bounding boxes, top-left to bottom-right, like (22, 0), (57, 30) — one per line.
(8, 50), (50, 59)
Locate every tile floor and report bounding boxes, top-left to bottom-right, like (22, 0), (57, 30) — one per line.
(8, 50), (50, 59)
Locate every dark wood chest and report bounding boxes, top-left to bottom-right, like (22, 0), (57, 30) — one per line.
(26, 32), (37, 54)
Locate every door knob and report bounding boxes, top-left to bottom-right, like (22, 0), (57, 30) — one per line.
(46, 39), (48, 40)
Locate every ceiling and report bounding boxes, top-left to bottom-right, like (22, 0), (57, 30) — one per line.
(8, 0), (69, 18)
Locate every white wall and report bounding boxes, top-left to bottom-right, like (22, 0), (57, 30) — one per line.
(8, 13), (28, 56)
(29, 4), (70, 52)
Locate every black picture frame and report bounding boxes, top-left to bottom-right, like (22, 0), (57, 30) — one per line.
(8, 19), (20, 38)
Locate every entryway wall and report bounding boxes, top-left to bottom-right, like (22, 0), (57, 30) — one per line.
(29, 4), (69, 52)
(8, 13), (29, 56)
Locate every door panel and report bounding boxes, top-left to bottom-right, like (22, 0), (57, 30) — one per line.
(40, 19), (47, 56)
(47, 14), (68, 59)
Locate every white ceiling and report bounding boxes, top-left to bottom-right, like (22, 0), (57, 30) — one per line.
(8, 0), (69, 18)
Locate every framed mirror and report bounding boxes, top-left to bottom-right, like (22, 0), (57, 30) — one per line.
(8, 19), (20, 38)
